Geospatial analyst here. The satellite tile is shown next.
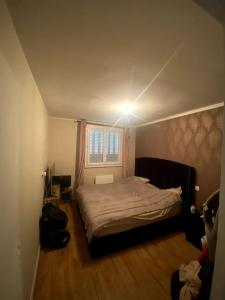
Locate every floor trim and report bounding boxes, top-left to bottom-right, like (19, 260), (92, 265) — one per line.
(29, 246), (40, 300)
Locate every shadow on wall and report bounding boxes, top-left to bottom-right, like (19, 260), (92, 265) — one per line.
(194, 0), (225, 25)
(136, 107), (224, 208)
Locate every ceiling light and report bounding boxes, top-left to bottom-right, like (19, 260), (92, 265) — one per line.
(121, 102), (135, 115)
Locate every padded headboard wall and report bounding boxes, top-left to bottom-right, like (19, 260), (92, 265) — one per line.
(135, 157), (196, 215)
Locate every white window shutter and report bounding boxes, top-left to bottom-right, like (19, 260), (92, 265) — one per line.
(86, 125), (122, 166)
(88, 128), (104, 163)
(106, 131), (120, 162)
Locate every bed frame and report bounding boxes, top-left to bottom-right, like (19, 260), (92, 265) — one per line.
(88, 157), (196, 258)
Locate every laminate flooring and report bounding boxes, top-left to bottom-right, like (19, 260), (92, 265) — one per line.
(34, 202), (200, 300)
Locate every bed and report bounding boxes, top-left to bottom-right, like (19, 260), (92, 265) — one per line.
(76, 157), (196, 258)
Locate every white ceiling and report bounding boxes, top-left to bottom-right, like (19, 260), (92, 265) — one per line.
(7, 0), (225, 126)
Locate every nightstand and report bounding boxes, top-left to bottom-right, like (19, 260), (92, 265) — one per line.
(61, 187), (72, 201)
(185, 212), (205, 250)
(44, 196), (60, 207)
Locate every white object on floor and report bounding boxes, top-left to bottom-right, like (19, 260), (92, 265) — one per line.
(190, 205), (196, 214)
(201, 235), (208, 249)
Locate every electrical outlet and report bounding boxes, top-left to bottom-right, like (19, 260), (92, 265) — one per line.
(195, 185), (200, 191)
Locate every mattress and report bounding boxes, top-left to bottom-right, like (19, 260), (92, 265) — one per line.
(76, 176), (182, 241)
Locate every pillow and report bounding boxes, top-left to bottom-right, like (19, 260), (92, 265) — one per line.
(165, 186), (182, 196)
(135, 176), (150, 183)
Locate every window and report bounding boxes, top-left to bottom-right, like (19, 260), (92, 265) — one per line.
(86, 125), (123, 167)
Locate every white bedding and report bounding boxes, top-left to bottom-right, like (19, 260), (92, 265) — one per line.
(76, 176), (182, 241)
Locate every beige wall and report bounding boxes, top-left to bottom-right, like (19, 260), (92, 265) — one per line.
(48, 118), (136, 186)
(0, 1), (48, 299)
(48, 117), (77, 186)
(211, 23), (225, 300)
(84, 166), (123, 185)
(211, 103), (225, 299)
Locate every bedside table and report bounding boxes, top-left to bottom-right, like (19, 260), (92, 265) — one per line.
(185, 212), (205, 250)
(44, 196), (60, 207)
(61, 186), (72, 201)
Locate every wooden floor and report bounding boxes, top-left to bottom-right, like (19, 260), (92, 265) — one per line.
(34, 202), (200, 300)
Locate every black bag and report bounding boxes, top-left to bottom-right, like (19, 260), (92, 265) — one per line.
(40, 203), (70, 249)
(42, 203), (68, 229)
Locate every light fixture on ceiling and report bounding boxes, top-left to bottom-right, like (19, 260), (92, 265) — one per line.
(112, 101), (145, 127)
(120, 101), (135, 115)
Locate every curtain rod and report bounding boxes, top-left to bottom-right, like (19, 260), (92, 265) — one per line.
(49, 116), (134, 128)
(74, 119), (126, 129)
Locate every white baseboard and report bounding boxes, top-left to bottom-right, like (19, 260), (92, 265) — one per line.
(29, 246), (40, 300)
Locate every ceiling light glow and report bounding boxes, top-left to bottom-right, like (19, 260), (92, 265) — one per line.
(121, 102), (135, 115)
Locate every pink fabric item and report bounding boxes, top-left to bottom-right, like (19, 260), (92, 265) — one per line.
(75, 120), (86, 188)
(198, 246), (209, 266)
(122, 128), (131, 178)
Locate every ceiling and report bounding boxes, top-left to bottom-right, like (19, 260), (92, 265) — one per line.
(7, 0), (225, 126)
(194, 0), (225, 25)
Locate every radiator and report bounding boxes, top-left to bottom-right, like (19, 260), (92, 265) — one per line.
(95, 174), (114, 184)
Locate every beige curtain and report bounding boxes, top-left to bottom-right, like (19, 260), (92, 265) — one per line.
(122, 127), (131, 178)
(74, 119), (87, 189)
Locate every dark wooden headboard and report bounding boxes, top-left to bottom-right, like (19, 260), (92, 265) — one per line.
(135, 157), (196, 215)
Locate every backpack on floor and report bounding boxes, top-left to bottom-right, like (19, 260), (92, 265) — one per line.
(40, 203), (70, 249)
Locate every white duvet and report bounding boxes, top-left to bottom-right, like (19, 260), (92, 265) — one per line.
(76, 176), (182, 241)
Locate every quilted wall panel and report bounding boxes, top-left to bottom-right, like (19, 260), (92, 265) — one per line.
(136, 107), (224, 208)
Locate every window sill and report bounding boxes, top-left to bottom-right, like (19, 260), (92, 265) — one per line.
(85, 163), (122, 169)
